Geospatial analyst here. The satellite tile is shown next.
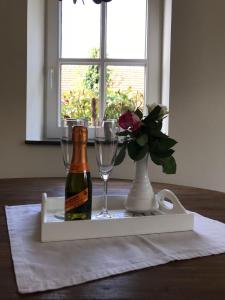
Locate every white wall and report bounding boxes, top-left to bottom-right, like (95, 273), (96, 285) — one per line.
(0, 0), (225, 193)
(26, 0), (45, 140)
(164, 0), (225, 191)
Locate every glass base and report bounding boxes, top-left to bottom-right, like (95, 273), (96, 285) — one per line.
(96, 208), (112, 219)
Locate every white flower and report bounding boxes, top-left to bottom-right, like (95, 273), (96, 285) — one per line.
(146, 103), (169, 119)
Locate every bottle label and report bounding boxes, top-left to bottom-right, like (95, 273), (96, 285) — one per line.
(65, 188), (88, 213)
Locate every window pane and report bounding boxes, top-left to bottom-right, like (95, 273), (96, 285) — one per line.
(61, 65), (99, 123)
(61, 0), (100, 58)
(105, 66), (144, 119)
(106, 0), (147, 59)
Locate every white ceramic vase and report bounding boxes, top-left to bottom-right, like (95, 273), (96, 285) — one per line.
(125, 154), (155, 212)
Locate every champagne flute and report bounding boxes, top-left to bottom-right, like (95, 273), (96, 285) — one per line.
(94, 119), (119, 218)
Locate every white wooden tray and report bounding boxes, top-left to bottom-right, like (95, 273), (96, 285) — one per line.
(41, 190), (194, 242)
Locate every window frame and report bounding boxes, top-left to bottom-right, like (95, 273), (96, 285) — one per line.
(44, 0), (169, 139)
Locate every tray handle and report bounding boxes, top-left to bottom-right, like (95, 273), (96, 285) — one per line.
(155, 189), (187, 214)
(41, 193), (48, 223)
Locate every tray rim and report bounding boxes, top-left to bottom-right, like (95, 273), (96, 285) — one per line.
(41, 194), (194, 242)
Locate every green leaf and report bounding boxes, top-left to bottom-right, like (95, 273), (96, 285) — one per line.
(127, 141), (140, 160)
(150, 153), (177, 174)
(157, 137), (177, 151)
(127, 141), (148, 161)
(135, 144), (149, 161)
(150, 153), (162, 165)
(136, 134), (148, 146)
(114, 144), (127, 166)
(144, 119), (162, 132)
(149, 138), (176, 156)
(134, 108), (143, 120)
(149, 129), (168, 139)
(150, 153), (162, 166)
(154, 120), (163, 131)
(117, 130), (130, 137)
(162, 156), (177, 174)
(143, 105), (161, 124)
(156, 149), (175, 158)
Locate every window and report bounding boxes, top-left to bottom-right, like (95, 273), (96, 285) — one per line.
(45, 0), (171, 138)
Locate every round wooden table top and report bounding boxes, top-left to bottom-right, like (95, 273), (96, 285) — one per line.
(1, 178), (225, 300)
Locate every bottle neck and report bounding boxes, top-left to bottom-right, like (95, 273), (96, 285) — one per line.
(70, 142), (90, 173)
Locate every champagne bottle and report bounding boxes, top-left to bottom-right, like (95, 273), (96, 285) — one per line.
(65, 125), (92, 221)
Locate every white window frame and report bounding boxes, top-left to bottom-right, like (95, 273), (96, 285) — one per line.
(44, 0), (171, 139)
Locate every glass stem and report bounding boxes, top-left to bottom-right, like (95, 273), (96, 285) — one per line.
(103, 178), (108, 212)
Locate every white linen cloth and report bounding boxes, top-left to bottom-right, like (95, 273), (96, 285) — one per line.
(5, 203), (225, 294)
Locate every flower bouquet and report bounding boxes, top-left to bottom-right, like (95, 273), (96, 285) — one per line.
(115, 104), (177, 174)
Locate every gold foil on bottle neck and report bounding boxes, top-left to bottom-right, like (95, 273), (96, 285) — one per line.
(72, 126), (88, 143)
(70, 125), (90, 172)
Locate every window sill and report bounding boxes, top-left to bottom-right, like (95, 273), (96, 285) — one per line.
(25, 139), (95, 146)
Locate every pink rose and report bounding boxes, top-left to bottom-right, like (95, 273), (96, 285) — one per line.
(119, 111), (141, 132)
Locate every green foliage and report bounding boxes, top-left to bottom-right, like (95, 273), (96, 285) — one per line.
(104, 88), (143, 120)
(61, 89), (98, 121)
(114, 143), (127, 166)
(83, 48), (100, 94)
(61, 48), (144, 121)
(134, 108), (143, 120)
(127, 141), (149, 161)
(115, 105), (177, 174)
(136, 134), (148, 146)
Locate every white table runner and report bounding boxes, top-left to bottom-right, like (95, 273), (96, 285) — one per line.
(5, 203), (225, 294)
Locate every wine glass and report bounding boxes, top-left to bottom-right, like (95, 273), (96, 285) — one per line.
(94, 119), (119, 218)
(61, 118), (88, 173)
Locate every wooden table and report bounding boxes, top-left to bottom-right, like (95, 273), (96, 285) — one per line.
(1, 178), (225, 300)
